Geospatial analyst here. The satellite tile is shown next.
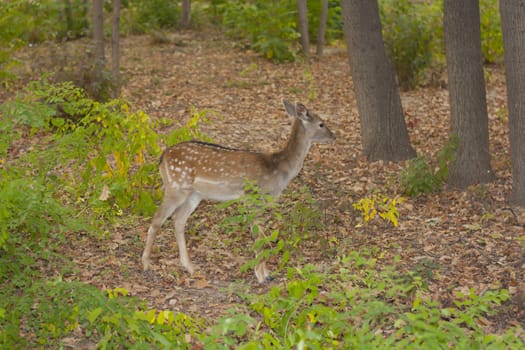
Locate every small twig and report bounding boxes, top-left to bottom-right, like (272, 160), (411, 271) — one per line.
(502, 207), (522, 227)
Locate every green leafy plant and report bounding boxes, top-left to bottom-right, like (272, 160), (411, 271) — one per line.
(219, 180), (289, 276)
(306, 0), (344, 45)
(0, 282), (203, 349)
(220, 1), (299, 62)
(203, 251), (524, 349)
(0, 78), (213, 348)
(219, 183), (325, 278)
(379, 0), (437, 90)
(0, 1), (89, 83)
(480, 0), (503, 63)
(3, 79), (210, 221)
(280, 186), (324, 248)
(124, 0), (180, 34)
(400, 136), (458, 196)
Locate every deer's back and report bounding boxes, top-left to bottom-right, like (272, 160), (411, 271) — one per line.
(160, 141), (277, 200)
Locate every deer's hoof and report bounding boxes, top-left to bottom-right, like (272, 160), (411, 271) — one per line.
(264, 275), (275, 283)
(183, 263), (196, 275)
(256, 274), (275, 284)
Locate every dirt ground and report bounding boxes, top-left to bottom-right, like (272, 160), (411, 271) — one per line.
(16, 30), (525, 333)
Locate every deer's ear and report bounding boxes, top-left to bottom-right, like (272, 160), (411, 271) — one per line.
(283, 99), (296, 117)
(283, 99), (310, 121)
(295, 102), (309, 121)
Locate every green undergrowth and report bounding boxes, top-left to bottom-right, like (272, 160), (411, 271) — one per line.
(1, 79), (523, 348)
(0, 282), (202, 349)
(205, 252), (524, 349)
(0, 79), (210, 348)
(400, 136), (459, 197)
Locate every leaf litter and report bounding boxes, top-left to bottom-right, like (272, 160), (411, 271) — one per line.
(15, 30), (525, 335)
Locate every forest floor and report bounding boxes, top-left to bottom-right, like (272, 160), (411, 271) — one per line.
(14, 30), (525, 335)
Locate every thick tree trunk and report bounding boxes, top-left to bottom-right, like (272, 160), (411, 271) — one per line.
(181, 0), (191, 28)
(340, 0), (416, 161)
(444, 0), (494, 188)
(111, 0), (121, 98)
(297, 0), (310, 61)
(500, 0), (525, 206)
(317, 0), (328, 56)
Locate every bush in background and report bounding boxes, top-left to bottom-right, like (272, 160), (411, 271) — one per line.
(123, 0), (180, 34)
(379, 0), (438, 90)
(479, 0), (503, 63)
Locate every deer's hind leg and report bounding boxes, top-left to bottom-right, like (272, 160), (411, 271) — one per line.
(171, 192), (201, 275)
(142, 192), (190, 271)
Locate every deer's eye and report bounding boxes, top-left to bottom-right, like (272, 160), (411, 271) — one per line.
(319, 123), (325, 128)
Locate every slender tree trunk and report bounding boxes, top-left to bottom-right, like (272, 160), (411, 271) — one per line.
(82, 0), (89, 34)
(297, 0), (310, 62)
(340, 0), (416, 161)
(181, 0), (191, 28)
(443, 0), (494, 188)
(317, 0), (328, 56)
(93, 0), (105, 80)
(112, 0), (121, 98)
(500, 0), (525, 206)
(64, 0), (74, 38)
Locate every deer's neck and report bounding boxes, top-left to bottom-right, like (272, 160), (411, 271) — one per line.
(272, 119), (311, 186)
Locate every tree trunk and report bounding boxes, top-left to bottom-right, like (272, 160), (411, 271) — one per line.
(112, 0), (121, 98)
(64, 0), (74, 38)
(500, 0), (525, 206)
(297, 0), (310, 62)
(181, 0), (191, 28)
(443, 0), (494, 188)
(92, 0), (105, 79)
(82, 0), (89, 34)
(317, 0), (328, 56)
(340, 0), (416, 161)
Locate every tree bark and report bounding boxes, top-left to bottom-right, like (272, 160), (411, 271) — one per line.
(500, 0), (525, 206)
(340, 0), (416, 161)
(112, 0), (121, 98)
(92, 0), (105, 81)
(317, 0), (328, 56)
(297, 0), (310, 62)
(64, 0), (74, 38)
(444, 0), (494, 188)
(181, 0), (191, 28)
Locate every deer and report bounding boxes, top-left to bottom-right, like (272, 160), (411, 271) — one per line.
(142, 99), (336, 283)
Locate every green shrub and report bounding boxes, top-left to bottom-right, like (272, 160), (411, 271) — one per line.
(220, 1), (299, 62)
(0, 0), (88, 43)
(306, 0), (344, 45)
(218, 182), (327, 279)
(480, 0), (503, 63)
(0, 1), (29, 83)
(0, 178), (73, 249)
(0, 0), (89, 84)
(0, 78), (212, 348)
(2, 79), (210, 223)
(124, 0), (180, 34)
(379, 0), (437, 90)
(399, 155), (436, 196)
(400, 136), (458, 196)
(0, 282), (203, 349)
(203, 252), (524, 349)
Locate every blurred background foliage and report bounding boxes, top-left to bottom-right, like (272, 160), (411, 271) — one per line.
(0, 0), (503, 89)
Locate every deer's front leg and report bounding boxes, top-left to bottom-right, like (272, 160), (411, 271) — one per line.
(172, 193), (201, 275)
(142, 198), (180, 271)
(254, 260), (272, 284)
